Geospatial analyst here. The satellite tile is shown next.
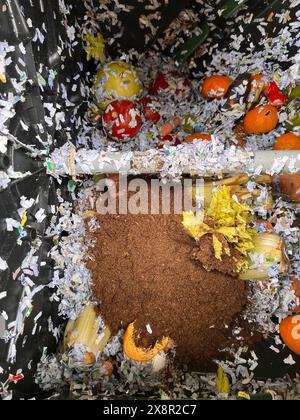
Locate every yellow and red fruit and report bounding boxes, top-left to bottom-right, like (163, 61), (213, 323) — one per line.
(94, 61), (143, 110)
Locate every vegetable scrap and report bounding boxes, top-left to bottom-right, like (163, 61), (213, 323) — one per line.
(274, 133), (300, 150)
(123, 322), (173, 363)
(85, 33), (106, 63)
(279, 174), (300, 202)
(183, 185), (255, 275)
(63, 305), (111, 366)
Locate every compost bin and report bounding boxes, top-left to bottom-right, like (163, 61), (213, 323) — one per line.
(0, 0), (300, 402)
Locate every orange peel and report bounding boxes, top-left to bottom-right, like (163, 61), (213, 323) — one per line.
(124, 322), (173, 363)
(184, 133), (212, 143)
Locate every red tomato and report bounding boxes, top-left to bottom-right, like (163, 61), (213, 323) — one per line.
(102, 100), (142, 141)
(139, 97), (161, 124)
(149, 73), (169, 95)
(149, 72), (191, 99)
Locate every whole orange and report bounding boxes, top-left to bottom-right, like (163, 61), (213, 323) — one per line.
(201, 75), (233, 99)
(280, 315), (300, 355)
(244, 104), (279, 134)
(273, 133), (300, 150)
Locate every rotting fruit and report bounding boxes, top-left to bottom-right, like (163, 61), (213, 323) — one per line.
(123, 322), (173, 363)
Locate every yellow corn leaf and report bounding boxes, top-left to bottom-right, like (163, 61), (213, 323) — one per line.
(21, 213), (27, 226)
(224, 245), (231, 256)
(238, 391), (251, 400)
(182, 211), (208, 240)
(235, 227), (255, 256)
(216, 226), (238, 239)
(85, 33), (106, 63)
(207, 185), (251, 228)
(182, 187), (256, 273)
(235, 258), (249, 273)
(212, 234), (223, 261)
(216, 367), (231, 394)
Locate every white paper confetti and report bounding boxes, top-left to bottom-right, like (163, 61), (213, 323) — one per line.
(0, 258), (8, 271)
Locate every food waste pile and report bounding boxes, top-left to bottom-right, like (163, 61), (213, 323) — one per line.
(89, 184), (248, 369)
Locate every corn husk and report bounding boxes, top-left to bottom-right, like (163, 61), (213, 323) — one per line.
(216, 367), (231, 395)
(185, 182), (288, 279)
(63, 305), (111, 365)
(183, 185), (255, 269)
(239, 233), (289, 281)
(195, 174), (273, 208)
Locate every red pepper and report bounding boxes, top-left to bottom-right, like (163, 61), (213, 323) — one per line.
(8, 374), (24, 384)
(264, 82), (286, 107)
(264, 81), (280, 96)
(149, 73), (169, 95)
(158, 134), (181, 149)
(268, 92), (286, 107)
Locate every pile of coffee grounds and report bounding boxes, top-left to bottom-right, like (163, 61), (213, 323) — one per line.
(193, 233), (244, 277)
(89, 219), (248, 366)
(89, 184), (249, 367)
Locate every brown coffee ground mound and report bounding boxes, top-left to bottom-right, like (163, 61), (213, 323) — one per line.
(193, 234), (244, 277)
(89, 210), (248, 366)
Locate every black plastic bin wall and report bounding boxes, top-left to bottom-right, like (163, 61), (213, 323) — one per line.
(0, 0), (299, 399)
